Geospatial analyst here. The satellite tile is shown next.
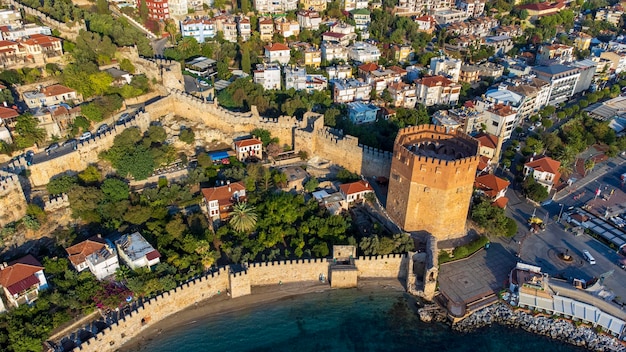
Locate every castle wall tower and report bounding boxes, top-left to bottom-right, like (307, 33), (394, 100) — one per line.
(386, 125), (480, 241)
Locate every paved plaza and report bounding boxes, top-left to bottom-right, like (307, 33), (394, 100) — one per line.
(438, 243), (516, 306)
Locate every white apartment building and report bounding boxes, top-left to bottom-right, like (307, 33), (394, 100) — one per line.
(259, 17), (274, 42)
(531, 64), (581, 105)
(254, 64), (282, 90)
(322, 42), (349, 62)
(387, 81), (417, 108)
(254, 0), (298, 13)
(115, 232), (161, 270)
(180, 18), (215, 43)
(168, 0), (188, 17)
(0, 24), (51, 41)
(430, 56), (461, 82)
(456, 0), (485, 17)
(433, 9), (468, 24)
(0, 9), (22, 27)
(237, 16), (251, 41)
(396, 0), (455, 15)
(414, 75), (461, 106)
(343, 0), (368, 11)
(483, 103), (517, 141)
(297, 10), (322, 30)
(326, 64), (353, 80)
(348, 41), (380, 63)
(600, 51), (626, 74)
(285, 66), (328, 92)
(332, 79), (372, 103)
(264, 42), (291, 65)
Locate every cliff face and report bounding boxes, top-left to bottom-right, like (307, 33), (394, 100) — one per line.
(0, 171), (27, 228)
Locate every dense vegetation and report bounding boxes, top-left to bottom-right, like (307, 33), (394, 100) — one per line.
(470, 197), (518, 237)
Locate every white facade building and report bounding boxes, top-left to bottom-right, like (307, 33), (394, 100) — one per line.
(254, 0), (298, 13)
(348, 42), (381, 63)
(115, 232), (161, 270)
(332, 79), (372, 103)
(285, 66), (328, 92)
(430, 56), (462, 82)
(254, 64), (282, 90)
(264, 42), (291, 65)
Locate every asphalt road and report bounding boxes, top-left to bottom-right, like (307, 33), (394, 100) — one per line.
(501, 154), (626, 302)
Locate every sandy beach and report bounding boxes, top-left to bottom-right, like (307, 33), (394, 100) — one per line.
(120, 278), (406, 351)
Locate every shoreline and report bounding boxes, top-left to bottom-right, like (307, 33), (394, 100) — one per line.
(453, 303), (626, 352)
(120, 278), (406, 352)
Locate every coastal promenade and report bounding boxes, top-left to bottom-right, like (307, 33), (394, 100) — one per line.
(70, 255), (407, 351)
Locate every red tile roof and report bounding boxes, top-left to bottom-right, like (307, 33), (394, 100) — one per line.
(358, 62), (378, 72)
(489, 103), (515, 116)
(22, 34), (60, 46)
(265, 43), (290, 51)
(492, 196), (509, 209)
(0, 106), (18, 120)
(65, 236), (106, 267)
(201, 181), (246, 208)
(417, 75), (454, 87)
(0, 255), (43, 296)
(339, 180), (374, 196)
(145, 250), (161, 261)
(234, 138), (262, 148)
(477, 155), (491, 171)
(525, 156), (560, 175)
(474, 174), (510, 198)
(42, 84), (75, 97)
(475, 132), (499, 150)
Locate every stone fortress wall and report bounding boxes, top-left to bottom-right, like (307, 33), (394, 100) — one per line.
(0, 171), (27, 228)
(73, 255), (407, 352)
(386, 125), (480, 241)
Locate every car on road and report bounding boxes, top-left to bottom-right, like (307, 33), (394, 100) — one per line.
(25, 150), (34, 165)
(528, 125), (536, 132)
(535, 121), (542, 127)
(96, 124), (110, 135)
(45, 143), (60, 154)
(116, 113), (130, 125)
(79, 132), (92, 141)
(64, 138), (77, 147)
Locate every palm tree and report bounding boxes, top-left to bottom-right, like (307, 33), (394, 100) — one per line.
(229, 202), (258, 233)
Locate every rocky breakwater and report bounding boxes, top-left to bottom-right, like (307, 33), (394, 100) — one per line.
(453, 303), (625, 352)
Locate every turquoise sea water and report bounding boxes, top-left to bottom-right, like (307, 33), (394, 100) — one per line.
(133, 288), (584, 352)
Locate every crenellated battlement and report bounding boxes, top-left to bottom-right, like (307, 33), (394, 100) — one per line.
(247, 258), (327, 268)
(356, 254), (407, 261)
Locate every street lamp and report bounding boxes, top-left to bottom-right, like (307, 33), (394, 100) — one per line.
(557, 203), (565, 223)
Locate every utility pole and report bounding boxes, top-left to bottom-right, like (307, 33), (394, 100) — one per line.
(557, 203), (564, 223)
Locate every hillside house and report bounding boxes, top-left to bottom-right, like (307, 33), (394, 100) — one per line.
(474, 173), (510, 208)
(23, 84), (80, 109)
(524, 156), (561, 193)
(233, 138), (263, 161)
(339, 180), (374, 204)
(66, 235), (120, 280)
(0, 255), (47, 308)
(115, 232), (161, 270)
(201, 181), (247, 220)
(264, 42), (291, 65)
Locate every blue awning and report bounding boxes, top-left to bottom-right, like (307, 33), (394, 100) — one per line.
(209, 151), (230, 161)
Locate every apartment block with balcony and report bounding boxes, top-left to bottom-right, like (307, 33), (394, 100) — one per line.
(348, 41), (380, 63)
(259, 17), (274, 42)
(414, 75), (461, 106)
(297, 10), (322, 30)
(180, 17), (216, 43)
(254, 0), (298, 13)
(332, 78), (372, 103)
(531, 64), (581, 105)
(136, 0), (169, 20)
(387, 81), (417, 108)
(322, 42), (349, 62)
(300, 0), (327, 11)
(285, 66), (328, 92)
(237, 16), (251, 41)
(254, 63), (282, 90)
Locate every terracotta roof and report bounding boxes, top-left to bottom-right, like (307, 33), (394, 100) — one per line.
(322, 31), (347, 39)
(42, 84), (75, 97)
(358, 62), (378, 72)
(234, 138), (262, 148)
(339, 180), (374, 196)
(415, 15), (436, 22)
(65, 236), (106, 267)
(517, 1), (564, 11)
(0, 255), (43, 296)
(475, 132), (498, 149)
(265, 43), (290, 51)
(417, 75), (454, 87)
(0, 40), (16, 48)
(525, 156), (560, 175)
(492, 196), (509, 209)
(145, 250), (161, 261)
(21, 34), (60, 46)
(477, 155), (491, 171)
(259, 18), (274, 25)
(0, 106), (18, 119)
(388, 66), (407, 74)
(474, 174), (510, 198)
(201, 181), (246, 207)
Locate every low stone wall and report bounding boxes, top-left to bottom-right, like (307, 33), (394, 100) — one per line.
(73, 255), (409, 352)
(73, 268), (230, 352)
(454, 303), (625, 352)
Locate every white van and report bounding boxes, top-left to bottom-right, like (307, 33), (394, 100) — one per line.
(582, 250), (596, 265)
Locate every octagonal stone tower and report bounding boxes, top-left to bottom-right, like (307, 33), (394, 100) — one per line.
(386, 125), (480, 241)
